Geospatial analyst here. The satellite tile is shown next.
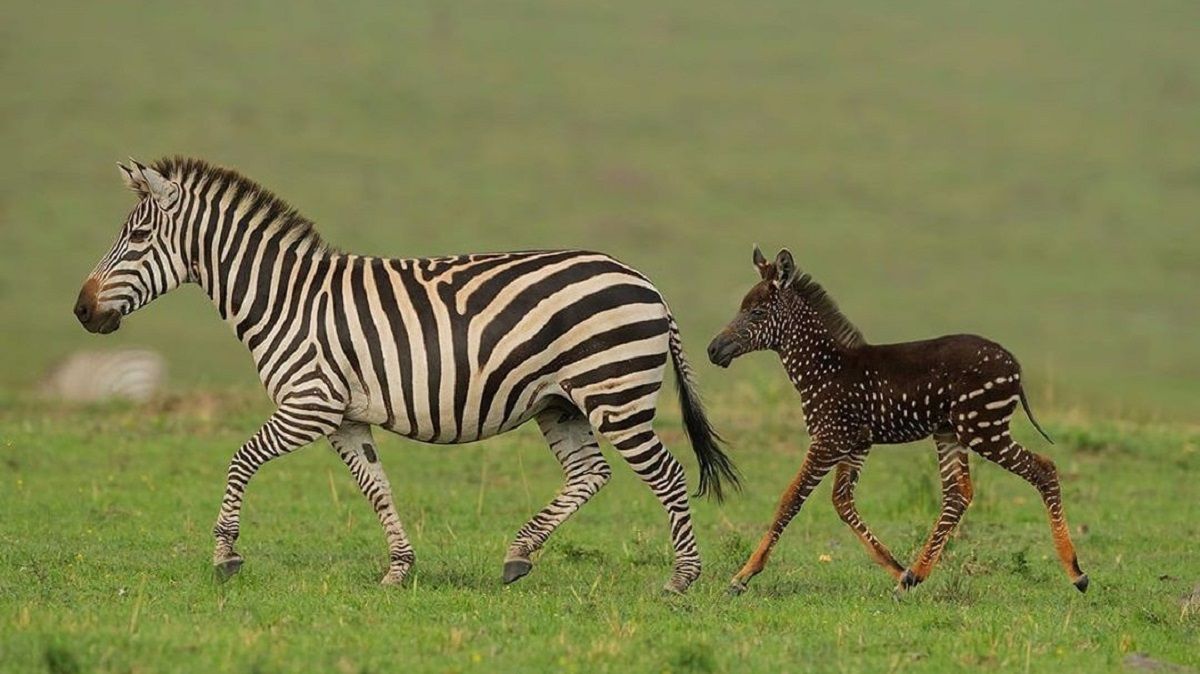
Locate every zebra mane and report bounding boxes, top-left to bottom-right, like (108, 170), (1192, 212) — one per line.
(788, 272), (866, 349)
(151, 156), (333, 252)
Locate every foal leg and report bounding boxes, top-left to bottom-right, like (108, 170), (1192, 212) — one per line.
(328, 421), (415, 585)
(960, 412), (1094, 590)
(729, 443), (842, 594)
(502, 407), (611, 585)
(831, 457), (906, 581)
(212, 400), (343, 576)
(897, 433), (973, 592)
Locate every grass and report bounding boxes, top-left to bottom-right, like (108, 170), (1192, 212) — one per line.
(2, 392), (1198, 672)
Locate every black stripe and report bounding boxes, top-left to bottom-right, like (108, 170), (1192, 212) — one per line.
(351, 259), (395, 427)
(330, 258), (367, 393)
(395, 260), (441, 439)
(372, 260), (416, 432)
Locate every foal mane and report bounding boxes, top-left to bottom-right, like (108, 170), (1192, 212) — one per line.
(151, 156), (333, 253)
(789, 272), (866, 349)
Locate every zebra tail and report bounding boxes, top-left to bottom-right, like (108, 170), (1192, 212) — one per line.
(667, 317), (741, 501)
(1018, 386), (1054, 445)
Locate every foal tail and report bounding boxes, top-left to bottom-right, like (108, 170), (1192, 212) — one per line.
(667, 315), (741, 501)
(1019, 387), (1054, 445)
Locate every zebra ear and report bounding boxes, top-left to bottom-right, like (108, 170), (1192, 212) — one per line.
(131, 160), (180, 210)
(118, 161), (147, 196)
(773, 248), (798, 288)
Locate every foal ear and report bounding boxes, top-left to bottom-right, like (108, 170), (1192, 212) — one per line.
(752, 244), (772, 279)
(773, 248), (798, 287)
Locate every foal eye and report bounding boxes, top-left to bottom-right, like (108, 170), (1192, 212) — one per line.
(129, 229), (151, 243)
(750, 307), (767, 318)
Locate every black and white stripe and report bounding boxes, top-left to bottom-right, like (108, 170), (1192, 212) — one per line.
(76, 157), (737, 592)
(39, 348), (166, 403)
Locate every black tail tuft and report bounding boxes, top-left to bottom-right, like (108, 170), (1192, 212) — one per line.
(669, 326), (740, 501)
(1019, 387), (1054, 445)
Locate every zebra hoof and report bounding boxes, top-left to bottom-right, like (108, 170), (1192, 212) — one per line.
(662, 579), (690, 596)
(380, 569), (408, 586)
(727, 581), (747, 597)
(502, 558), (533, 585)
(1073, 574), (1089, 593)
(214, 554), (244, 580)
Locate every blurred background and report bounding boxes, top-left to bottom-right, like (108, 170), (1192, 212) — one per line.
(2, 0), (1197, 419)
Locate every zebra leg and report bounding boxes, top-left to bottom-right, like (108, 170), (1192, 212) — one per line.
(593, 415), (699, 594)
(212, 402), (342, 577)
(328, 421), (415, 586)
(831, 457), (906, 581)
(730, 444), (840, 594)
(967, 431), (1088, 592)
(896, 434), (972, 593)
(502, 407), (612, 585)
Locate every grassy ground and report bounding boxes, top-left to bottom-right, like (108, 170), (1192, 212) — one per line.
(2, 391), (1197, 673)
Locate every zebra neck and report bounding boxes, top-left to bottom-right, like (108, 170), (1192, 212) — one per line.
(192, 224), (333, 340)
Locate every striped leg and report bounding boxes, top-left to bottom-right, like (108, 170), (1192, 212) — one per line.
(212, 402), (342, 576)
(329, 421), (415, 586)
(592, 409), (699, 594)
(502, 408), (612, 585)
(897, 434), (973, 592)
(730, 444), (841, 594)
(831, 458), (905, 580)
(969, 433), (1088, 592)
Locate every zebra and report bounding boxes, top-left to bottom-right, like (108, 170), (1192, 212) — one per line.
(707, 246), (1086, 596)
(73, 157), (738, 593)
(40, 348), (166, 403)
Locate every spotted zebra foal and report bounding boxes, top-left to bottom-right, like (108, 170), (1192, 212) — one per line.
(73, 157), (738, 593)
(708, 246), (1086, 596)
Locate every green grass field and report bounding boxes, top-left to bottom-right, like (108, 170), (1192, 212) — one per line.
(2, 0), (1199, 672)
(2, 395), (1198, 672)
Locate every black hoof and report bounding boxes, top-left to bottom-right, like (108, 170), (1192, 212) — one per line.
(899, 569), (919, 589)
(502, 559), (532, 584)
(214, 555), (243, 580)
(1074, 574), (1089, 593)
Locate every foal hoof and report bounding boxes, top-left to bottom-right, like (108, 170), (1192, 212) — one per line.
(214, 554), (244, 580)
(502, 558), (533, 585)
(1073, 574), (1090, 593)
(893, 569), (919, 599)
(727, 581), (748, 597)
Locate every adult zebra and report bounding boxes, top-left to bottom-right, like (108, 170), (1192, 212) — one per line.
(73, 157), (737, 593)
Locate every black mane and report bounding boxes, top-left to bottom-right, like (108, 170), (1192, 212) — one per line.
(152, 156), (332, 252)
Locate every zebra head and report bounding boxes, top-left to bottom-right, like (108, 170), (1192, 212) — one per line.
(74, 160), (189, 334)
(707, 245), (798, 367)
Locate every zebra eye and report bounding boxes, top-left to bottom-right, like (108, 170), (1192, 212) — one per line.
(129, 228), (152, 243)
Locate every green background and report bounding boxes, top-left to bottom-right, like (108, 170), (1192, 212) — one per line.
(3, 0), (1198, 418)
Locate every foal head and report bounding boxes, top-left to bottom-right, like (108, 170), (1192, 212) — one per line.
(74, 161), (190, 334)
(707, 246), (800, 367)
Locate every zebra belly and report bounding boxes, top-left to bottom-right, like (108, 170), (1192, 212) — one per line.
(362, 377), (566, 444)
